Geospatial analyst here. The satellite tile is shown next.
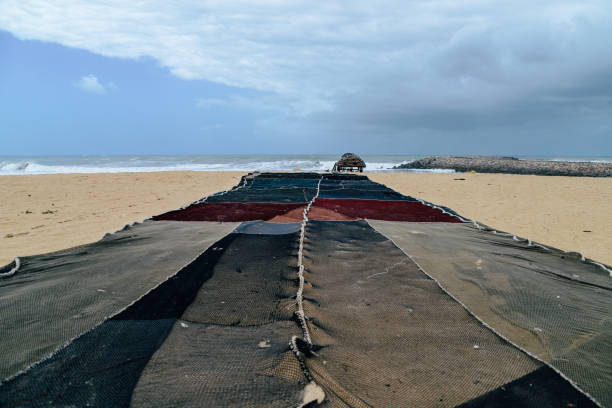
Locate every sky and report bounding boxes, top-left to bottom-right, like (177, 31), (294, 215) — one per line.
(1, 0), (611, 156)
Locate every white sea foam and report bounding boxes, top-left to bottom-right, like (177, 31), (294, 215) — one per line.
(0, 155), (415, 175)
(1, 155), (608, 175)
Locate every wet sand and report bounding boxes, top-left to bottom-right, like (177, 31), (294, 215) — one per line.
(1, 171), (610, 266)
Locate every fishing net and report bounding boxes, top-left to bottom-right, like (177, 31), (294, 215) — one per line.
(370, 220), (612, 407)
(0, 172), (608, 408)
(0, 220), (237, 381)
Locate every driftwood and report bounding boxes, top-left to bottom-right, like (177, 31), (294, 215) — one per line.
(394, 156), (612, 177)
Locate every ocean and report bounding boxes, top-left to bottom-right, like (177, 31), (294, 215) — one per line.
(1, 155), (611, 175)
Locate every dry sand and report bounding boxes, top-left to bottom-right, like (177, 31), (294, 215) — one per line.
(370, 172), (612, 266)
(1, 171), (610, 266)
(0, 171), (243, 266)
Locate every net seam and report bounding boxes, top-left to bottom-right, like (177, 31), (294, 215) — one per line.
(372, 179), (612, 277)
(366, 219), (604, 408)
(290, 175), (325, 407)
(295, 177), (321, 345)
(0, 230), (235, 384)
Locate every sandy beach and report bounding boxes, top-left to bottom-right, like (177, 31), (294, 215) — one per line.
(370, 172), (612, 265)
(0, 171), (243, 266)
(1, 171), (610, 266)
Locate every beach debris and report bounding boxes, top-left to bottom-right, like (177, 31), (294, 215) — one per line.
(298, 382), (325, 407)
(257, 340), (271, 348)
(5, 232), (28, 238)
(473, 345), (480, 349)
(332, 153), (366, 173)
(180, 322), (189, 328)
(16, 162), (29, 171)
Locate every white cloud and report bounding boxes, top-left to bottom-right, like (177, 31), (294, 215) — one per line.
(76, 74), (106, 94)
(2, 0), (612, 141)
(196, 94), (315, 115)
(74, 75), (118, 94)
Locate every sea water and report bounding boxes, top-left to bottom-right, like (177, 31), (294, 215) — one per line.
(0, 155), (610, 175)
(0, 154), (427, 175)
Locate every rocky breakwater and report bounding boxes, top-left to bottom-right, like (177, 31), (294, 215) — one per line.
(395, 156), (612, 177)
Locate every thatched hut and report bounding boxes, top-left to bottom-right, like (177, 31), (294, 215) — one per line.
(333, 153), (366, 172)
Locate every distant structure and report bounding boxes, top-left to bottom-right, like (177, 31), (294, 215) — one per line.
(333, 153), (366, 172)
(393, 156), (612, 177)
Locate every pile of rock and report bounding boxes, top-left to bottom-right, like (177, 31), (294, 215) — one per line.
(394, 156), (612, 177)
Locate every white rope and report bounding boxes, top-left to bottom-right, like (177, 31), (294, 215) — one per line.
(463, 221), (610, 276)
(290, 175), (325, 406)
(1, 228), (235, 383)
(367, 219), (604, 408)
(295, 176), (322, 345)
(0, 257), (20, 278)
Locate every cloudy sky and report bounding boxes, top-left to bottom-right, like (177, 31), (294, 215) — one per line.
(1, 0), (611, 155)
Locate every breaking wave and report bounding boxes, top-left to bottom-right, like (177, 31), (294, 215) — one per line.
(2, 155), (608, 175)
(0, 155), (421, 175)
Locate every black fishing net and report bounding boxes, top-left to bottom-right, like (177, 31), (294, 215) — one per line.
(370, 221), (612, 407)
(299, 220), (591, 408)
(206, 187), (317, 203)
(318, 188), (414, 200)
(0, 172), (608, 408)
(0, 220), (237, 381)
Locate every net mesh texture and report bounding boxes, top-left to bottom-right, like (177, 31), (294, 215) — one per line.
(0, 172), (608, 408)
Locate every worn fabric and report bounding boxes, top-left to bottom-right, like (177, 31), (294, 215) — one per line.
(370, 220), (612, 407)
(0, 220), (237, 382)
(0, 172), (606, 408)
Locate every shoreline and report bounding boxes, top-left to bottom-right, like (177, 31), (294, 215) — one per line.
(2, 170), (611, 266)
(3, 154), (611, 177)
